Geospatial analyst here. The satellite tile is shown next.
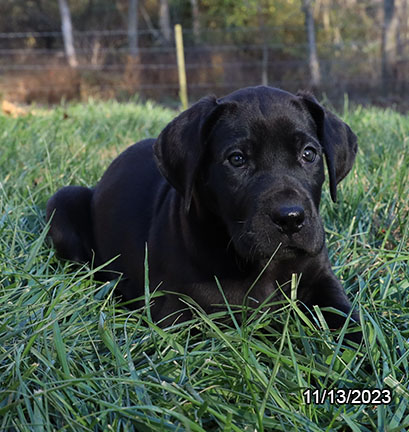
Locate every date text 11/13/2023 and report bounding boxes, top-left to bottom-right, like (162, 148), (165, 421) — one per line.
(303, 389), (392, 405)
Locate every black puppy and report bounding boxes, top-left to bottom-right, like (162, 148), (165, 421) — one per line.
(47, 86), (360, 341)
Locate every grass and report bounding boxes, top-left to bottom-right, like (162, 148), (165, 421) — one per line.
(0, 97), (408, 431)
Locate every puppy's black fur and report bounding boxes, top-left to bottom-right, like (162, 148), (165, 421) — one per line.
(47, 86), (360, 342)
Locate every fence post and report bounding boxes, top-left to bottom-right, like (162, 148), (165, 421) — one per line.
(174, 24), (188, 110)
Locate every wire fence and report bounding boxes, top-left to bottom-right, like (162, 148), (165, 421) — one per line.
(0, 26), (408, 107)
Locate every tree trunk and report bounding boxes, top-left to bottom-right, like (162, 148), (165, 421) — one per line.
(302, 0), (321, 89)
(321, 0), (331, 33)
(382, 0), (399, 93)
(257, 4), (268, 86)
(58, 0), (78, 68)
(190, 0), (200, 42)
(159, 0), (171, 44)
(396, 0), (405, 59)
(128, 0), (139, 57)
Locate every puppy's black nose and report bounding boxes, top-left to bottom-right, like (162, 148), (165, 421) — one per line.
(271, 206), (305, 234)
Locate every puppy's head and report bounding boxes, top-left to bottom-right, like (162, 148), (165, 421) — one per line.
(154, 86), (357, 261)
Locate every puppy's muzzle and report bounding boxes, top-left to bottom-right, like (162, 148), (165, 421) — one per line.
(270, 205), (305, 234)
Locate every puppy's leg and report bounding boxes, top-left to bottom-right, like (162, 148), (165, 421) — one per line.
(115, 277), (192, 325)
(46, 186), (94, 263)
(309, 274), (362, 344)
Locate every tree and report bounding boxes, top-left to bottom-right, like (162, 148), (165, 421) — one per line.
(128, 0), (139, 57)
(382, 0), (399, 93)
(190, 0), (200, 42)
(257, 2), (268, 86)
(302, 0), (321, 89)
(159, 0), (171, 44)
(58, 0), (77, 68)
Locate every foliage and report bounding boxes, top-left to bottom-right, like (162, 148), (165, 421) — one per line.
(0, 99), (408, 430)
(2, 1), (406, 106)
(0, 0), (384, 47)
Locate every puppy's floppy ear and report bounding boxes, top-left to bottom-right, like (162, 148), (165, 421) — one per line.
(153, 96), (222, 212)
(297, 91), (358, 202)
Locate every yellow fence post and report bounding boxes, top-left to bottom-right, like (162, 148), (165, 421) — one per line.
(174, 24), (188, 110)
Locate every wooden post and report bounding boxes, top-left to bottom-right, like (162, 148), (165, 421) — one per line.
(174, 24), (188, 110)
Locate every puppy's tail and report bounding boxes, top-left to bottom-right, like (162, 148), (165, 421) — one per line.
(46, 186), (95, 263)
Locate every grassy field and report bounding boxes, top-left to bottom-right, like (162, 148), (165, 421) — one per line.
(0, 98), (408, 431)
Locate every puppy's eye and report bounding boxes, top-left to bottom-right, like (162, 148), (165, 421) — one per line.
(228, 152), (246, 167)
(302, 147), (317, 163)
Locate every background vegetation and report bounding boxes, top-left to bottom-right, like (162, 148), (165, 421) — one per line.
(1, 0), (409, 107)
(0, 99), (408, 430)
